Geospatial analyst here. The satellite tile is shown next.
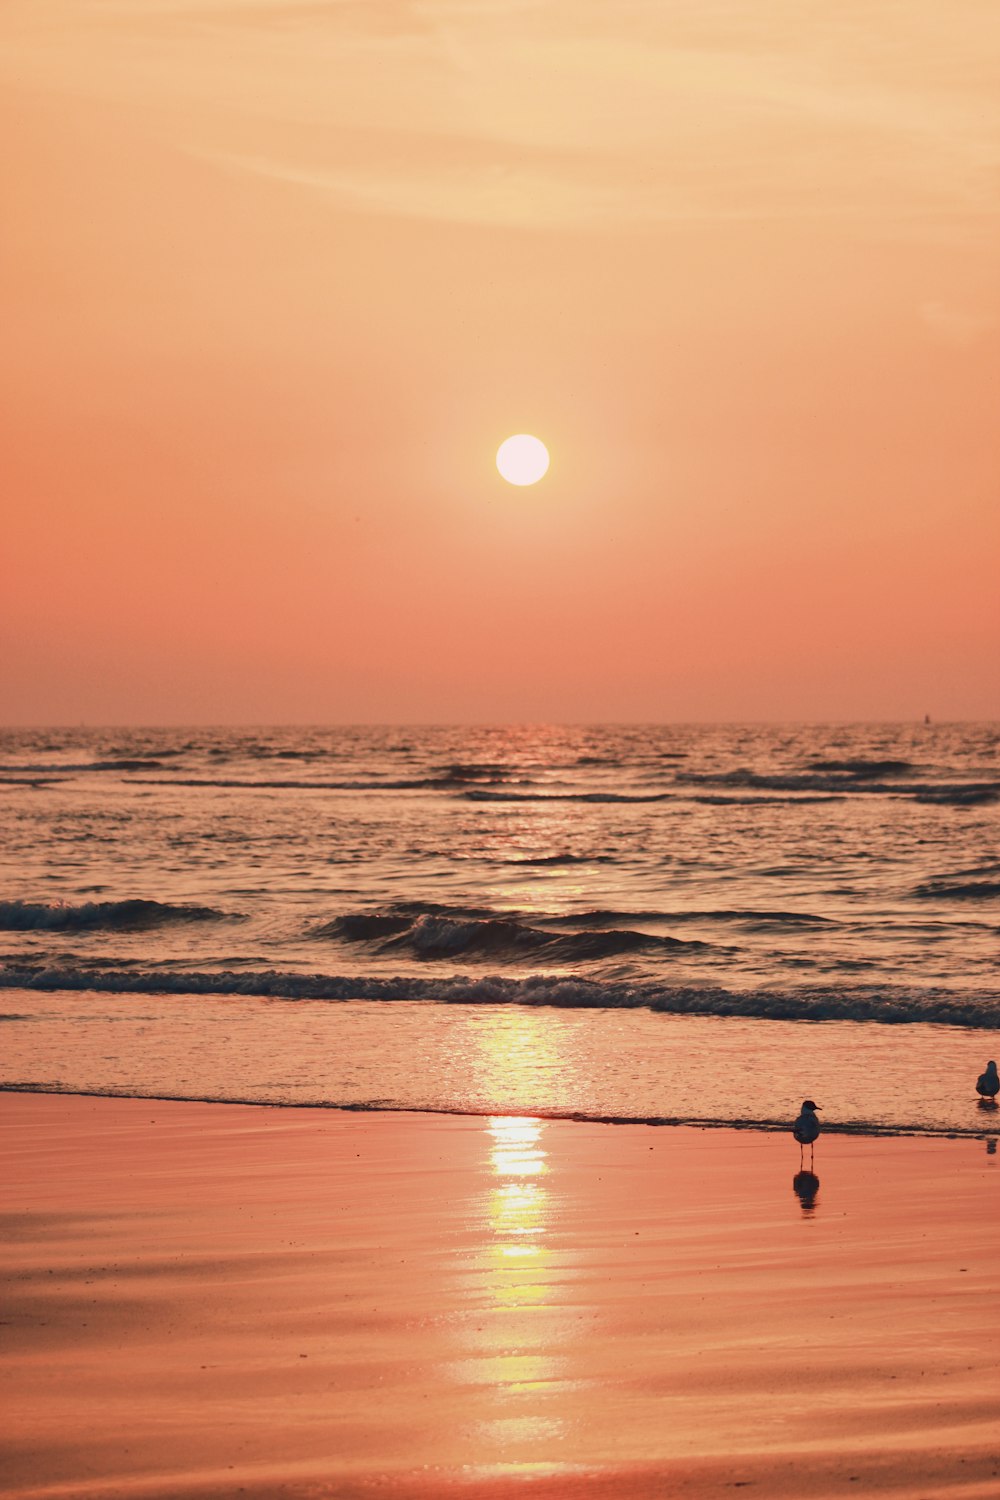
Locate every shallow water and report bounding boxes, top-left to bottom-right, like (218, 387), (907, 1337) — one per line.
(3, 991), (997, 1140)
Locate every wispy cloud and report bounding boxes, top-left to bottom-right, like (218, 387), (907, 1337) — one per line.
(4, 0), (999, 237)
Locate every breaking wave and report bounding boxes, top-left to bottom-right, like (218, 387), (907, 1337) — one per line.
(0, 899), (237, 931)
(315, 911), (704, 962)
(319, 903), (833, 939)
(0, 963), (996, 1028)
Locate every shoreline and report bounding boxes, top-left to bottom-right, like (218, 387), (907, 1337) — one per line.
(3, 988), (998, 1142)
(2, 1080), (999, 1140)
(3, 1092), (999, 1499)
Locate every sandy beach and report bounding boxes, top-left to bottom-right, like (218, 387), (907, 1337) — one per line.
(2, 1092), (997, 1499)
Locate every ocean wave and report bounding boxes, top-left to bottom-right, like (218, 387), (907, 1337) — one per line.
(464, 789), (673, 804)
(89, 758), (168, 771)
(210, 752), (522, 781)
(248, 748), (329, 761)
(677, 768), (1000, 800)
(316, 914), (413, 942)
(131, 776), (445, 791)
(911, 879), (1000, 901)
(543, 908), (835, 930)
(0, 899), (238, 932)
(805, 758), (915, 777)
(322, 902), (832, 938)
(689, 793), (844, 805)
(472, 777), (995, 805)
(572, 753), (684, 769)
(2, 964), (996, 1028)
(438, 761), (516, 782)
(0, 758), (167, 773)
(495, 853), (617, 866)
(317, 911), (702, 962)
(129, 771), (544, 792)
(914, 787), (999, 806)
(324, 901), (500, 929)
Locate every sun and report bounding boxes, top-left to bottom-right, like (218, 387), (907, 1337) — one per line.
(496, 434), (549, 486)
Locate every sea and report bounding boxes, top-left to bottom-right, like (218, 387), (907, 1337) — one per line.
(1, 722), (998, 1140)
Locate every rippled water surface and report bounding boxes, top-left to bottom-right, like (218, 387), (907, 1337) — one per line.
(1, 724), (997, 1131)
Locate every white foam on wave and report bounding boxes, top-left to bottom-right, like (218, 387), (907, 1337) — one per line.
(0, 963), (995, 1028)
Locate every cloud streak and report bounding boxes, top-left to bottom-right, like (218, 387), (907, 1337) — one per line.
(3, 0), (998, 237)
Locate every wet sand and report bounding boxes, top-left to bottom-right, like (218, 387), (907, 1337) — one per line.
(2, 1092), (997, 1499)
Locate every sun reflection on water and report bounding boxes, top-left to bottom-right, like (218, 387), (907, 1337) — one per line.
(466, 1004), (574, 1115)
(490, 1116), (549, 1178)
(488, 1116), (549, 1266)
(469, 1115), (567, 1453)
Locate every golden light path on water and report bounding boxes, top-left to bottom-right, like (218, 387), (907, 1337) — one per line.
(470, 1114), (568, 1466)
(442, 1007), (584, 1475)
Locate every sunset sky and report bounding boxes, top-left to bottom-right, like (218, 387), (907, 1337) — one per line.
(2, 0), (998, 724)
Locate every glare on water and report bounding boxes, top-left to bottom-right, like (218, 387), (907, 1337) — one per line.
(2, 990), (996, 1141)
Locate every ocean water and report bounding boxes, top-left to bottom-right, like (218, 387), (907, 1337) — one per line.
(1, 723), (997, 1138)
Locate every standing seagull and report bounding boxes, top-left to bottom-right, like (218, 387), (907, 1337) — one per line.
(792, 1100), (821, 1166)
(976, 1060), (999, 1101)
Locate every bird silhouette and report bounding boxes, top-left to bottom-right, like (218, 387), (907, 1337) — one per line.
(976, 1060), (998, 1100)
(792, 1100), (821, 1166)
(792, 1169), (820, 1213)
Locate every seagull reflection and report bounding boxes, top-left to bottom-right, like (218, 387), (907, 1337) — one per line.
(973, 1102), (996, 1156)
(792, 1169), (820, 1214)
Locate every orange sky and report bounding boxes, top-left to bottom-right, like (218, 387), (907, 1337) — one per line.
(2, 1), (998, 723)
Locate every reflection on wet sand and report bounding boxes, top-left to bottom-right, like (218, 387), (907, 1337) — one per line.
(975, 1099), (997, 1155)
(477, 1117), (567, 1453)
(486, 1118), (551, 1306)
(445, 1113), (581, 1472)
(792, 1168), (820, 1214)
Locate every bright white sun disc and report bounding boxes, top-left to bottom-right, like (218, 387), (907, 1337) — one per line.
(496, 434), (549, 486)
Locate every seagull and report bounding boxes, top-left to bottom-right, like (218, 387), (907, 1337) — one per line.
(792, 1100), (821, 1166)
(976, 1060), (999, 1100)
